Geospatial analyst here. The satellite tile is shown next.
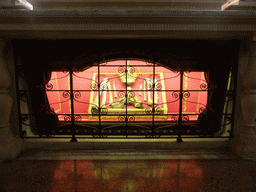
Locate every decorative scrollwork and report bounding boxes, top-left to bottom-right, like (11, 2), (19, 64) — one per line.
(183, 91), (190, 98)
(128, 91), (135, 98)
(117, 66), (126, 73)
(128, 115), (135, 121)
(155, 83), (162, 91)
(172, 91), (180, 99)
(155, 107), (162, 115)
(182, 115), (189, 121)
(90, 82), (98, 90)
(200, 83), (208, 90)
(45, 83), (53, 90)
(75, 115), (82, 122)
(145, 108), (152, 115)
(129, 66), (136, 73)
(118, 91), (126, 98)
(199, 107), (206, 114)
(171, 115), (178, 121)
(64, 115), (71, 122)
(73, 91), (81, 99)
(63, 91), (71, 98)
(118, 115), (126, 122)
(91, 107), (99, 115)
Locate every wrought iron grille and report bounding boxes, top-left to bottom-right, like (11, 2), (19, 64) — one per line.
(17, 59), (236, 142)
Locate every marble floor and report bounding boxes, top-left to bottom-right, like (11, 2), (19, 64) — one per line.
(1, 147), (256, 192)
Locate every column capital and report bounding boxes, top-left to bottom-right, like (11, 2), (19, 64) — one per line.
(0, 0), (33, 10)
(222, 0), (256, 10)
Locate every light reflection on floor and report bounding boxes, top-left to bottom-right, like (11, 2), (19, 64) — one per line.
(0, 149), (256, 192)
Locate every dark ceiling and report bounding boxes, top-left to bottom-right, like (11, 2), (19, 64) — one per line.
(12, 39), (240, 70)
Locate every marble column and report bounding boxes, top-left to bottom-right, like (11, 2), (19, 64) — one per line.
(0, 39), (24, 162)
(230, 38), (256, 160)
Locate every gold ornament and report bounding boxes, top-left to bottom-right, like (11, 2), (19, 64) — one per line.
(118, 62), (139, 85)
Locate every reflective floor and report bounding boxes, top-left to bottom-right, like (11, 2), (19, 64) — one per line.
(1, 149), (256, 192)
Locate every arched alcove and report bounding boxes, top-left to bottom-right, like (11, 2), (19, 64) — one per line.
(11, 40), (240, 141)
(13, 39), (238, 141)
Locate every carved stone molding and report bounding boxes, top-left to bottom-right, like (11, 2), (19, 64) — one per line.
(24, 0), (226, 11)
(0, 9), (256, 39)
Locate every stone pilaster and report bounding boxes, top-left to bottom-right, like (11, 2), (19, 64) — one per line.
(240, 39), (256, 159)
(230, 38), (256, 160)
(0, 39), (24, 162)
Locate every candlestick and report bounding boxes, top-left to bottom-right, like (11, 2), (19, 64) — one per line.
(113, 81), (117, 98)
(154, 79), (158, 105)
(108, 82), (113, 106)
(145, 78), (153, 106)
(144, 80), (147, 102)
(139, 84), (142, 96)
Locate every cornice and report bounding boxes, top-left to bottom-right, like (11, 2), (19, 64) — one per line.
(0, 9), (256, 39)
(26, 0), (227, 11)
(1, 9), (256, 16)
(1, 10), (256, 26)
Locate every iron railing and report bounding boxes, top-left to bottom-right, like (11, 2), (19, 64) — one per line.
(16, 59), (236, 142)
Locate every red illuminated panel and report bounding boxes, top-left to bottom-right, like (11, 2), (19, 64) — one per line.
(47, 61), (207, 121)
(46, 72), (71, 121)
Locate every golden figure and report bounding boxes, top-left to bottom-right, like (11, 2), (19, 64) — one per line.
(111, 87), (143, 109)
